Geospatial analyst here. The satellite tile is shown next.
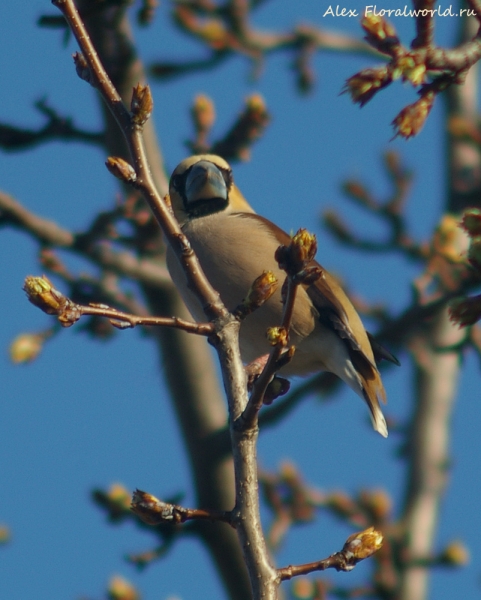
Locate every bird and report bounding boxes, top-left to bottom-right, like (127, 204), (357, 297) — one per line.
(166, 154), (398, 437)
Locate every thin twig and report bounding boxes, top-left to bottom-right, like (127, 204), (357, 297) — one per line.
(73, 302), (214, 334)
(278, 527), (383, 580)
(52, 0), (226, 321)
(241, 277), (297, 426)
(131, 489), (233, 526)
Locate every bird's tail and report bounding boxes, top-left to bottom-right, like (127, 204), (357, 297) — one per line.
(361, 374), (388, 438)
(325, 344), (388, 437)
(348, 352), (388, 437)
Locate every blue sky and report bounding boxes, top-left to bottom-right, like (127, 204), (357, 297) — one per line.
(1, 1), (479, 599)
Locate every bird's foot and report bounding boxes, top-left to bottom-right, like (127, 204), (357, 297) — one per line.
(245, 355), (290, 404)
(263, 376), (290, 404)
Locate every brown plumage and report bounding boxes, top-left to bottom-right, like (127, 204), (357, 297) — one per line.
(167, 155), (397, 437)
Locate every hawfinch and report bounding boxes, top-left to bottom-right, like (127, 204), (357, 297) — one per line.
(167, 155), (395, 437)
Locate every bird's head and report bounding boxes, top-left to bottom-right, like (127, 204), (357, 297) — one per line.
(169, 154), (254, 225)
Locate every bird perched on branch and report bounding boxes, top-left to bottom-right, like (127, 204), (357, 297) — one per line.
(167, 154), (398, 437)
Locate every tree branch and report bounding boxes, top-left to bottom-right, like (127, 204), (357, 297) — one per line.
(0, 98), (104, 151)
(52, 1), (278, 596)
(0, 191), (173, 289)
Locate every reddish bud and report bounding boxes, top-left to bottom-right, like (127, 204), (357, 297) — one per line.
(23, 276), (81, 327)
(0, 525), (10, 545)
(248, 271), (278, 305)
(449, 295), (481, 327)
(108, 575), (140, 600)
(105, 156), (137, 183)
(362, 14), (398, 41)
(23, 275), (65, 315)
(392, 92), (434, 139)
(469, 236), (481, 270)
(358, 489), (392, 520)
(72, 52), (91, 83)
(245, 93), (267, 116)
(291, 577), (315, 599)
(131, 489), (179, 525)
(266, 326), (289, 347)
(343, 66), (391, 107)
(9, 333), (44, 364)
(131, 83), (153, 127)
(438, 540), (470, 567)
(460, 208), (481, 237)
(234, 271), (278, 319)
(191, 94), (216, 132)
(432, 214), (466, 263)
(107, 483), (132, 511)
(276, 229), (317, 276)
(342, 526), (383, 565)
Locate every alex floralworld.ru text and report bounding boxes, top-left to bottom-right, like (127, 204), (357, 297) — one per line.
(322, 5), (476, 18)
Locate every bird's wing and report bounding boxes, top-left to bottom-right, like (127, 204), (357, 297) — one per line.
(366, 332), (401, 366)
(237, 213), (376, 366)
(236, 212), (389, 434)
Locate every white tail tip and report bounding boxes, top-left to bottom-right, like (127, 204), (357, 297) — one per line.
(372, 411), (388, 438)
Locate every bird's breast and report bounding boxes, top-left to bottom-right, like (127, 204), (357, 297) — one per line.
(166, 212), (318, 364)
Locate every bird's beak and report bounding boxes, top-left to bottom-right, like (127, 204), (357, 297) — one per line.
(185, 160), (228, 203)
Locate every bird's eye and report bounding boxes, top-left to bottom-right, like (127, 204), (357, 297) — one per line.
(222, 169), (233, 189)
(171, 173), (184, 192)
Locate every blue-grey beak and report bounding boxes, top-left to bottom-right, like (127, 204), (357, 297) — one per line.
(185, 160), (228, 204)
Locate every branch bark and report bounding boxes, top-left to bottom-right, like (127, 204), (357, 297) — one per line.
(70, 1), (254, 597)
